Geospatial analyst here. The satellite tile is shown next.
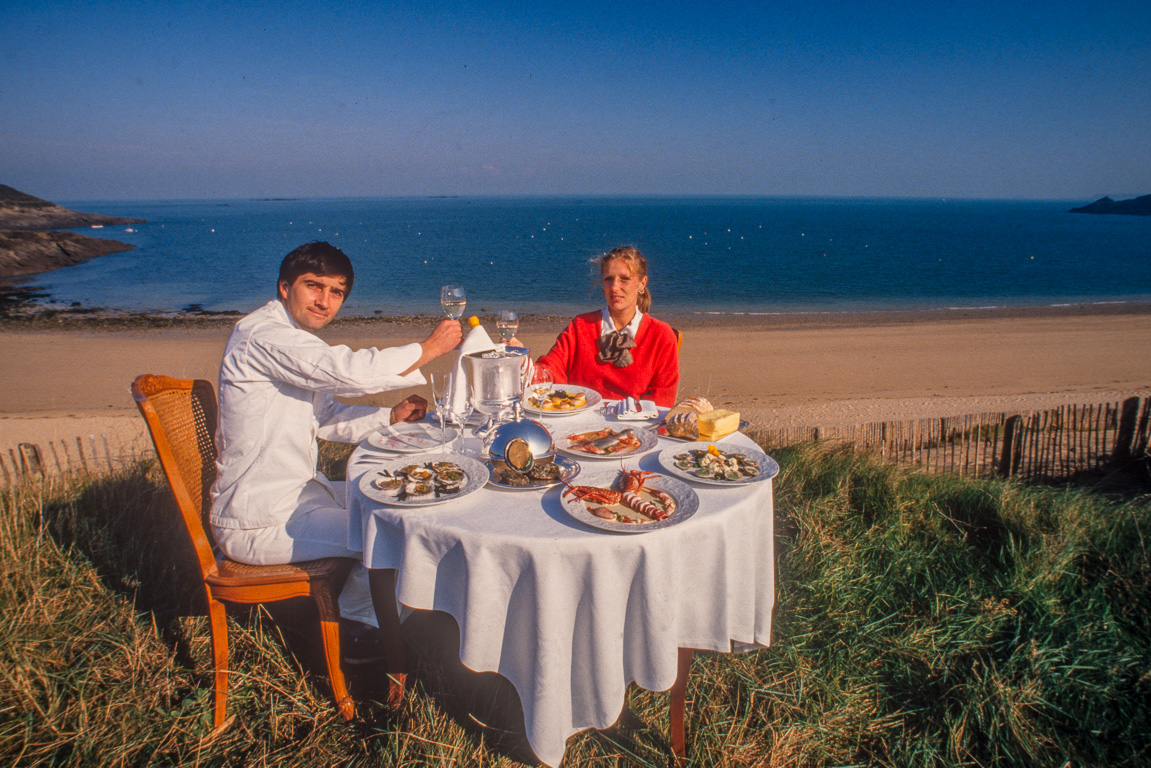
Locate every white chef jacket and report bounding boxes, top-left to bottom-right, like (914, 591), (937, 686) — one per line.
(210, 299), (427, 532)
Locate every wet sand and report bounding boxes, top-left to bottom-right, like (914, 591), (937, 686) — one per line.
(2, 303), (1149, 454)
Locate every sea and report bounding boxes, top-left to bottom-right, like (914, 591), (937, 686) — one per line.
(41, 196), (1151, 318)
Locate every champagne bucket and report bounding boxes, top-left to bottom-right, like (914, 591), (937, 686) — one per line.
(463, 348), (526, 422)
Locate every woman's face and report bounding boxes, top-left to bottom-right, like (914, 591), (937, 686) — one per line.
(602, 258), (647, 317)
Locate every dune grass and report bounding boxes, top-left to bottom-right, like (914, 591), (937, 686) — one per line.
(1, 443), (1148, 767)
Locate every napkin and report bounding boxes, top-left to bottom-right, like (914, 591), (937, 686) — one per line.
(615, 397), (659, 420)
(447, 324), (497, 420)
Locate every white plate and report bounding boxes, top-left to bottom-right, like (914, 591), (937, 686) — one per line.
(559, 470), (699, 533)
(524, 384), (603, 417)
(486, 455), (581, 490)
(358, 454), (488, 507)
(655, 419), (751, 443)
(365, 422), (459, 453)
(555, 422), (660, 460)
(657, 442), (780, 486)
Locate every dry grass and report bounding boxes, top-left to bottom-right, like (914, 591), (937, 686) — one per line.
(2, 443), (1149, 766)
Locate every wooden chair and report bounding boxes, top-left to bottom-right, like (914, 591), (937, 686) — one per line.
(131, 374), (356, 727)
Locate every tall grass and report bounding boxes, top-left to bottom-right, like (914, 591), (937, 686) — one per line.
(2, 444), (1148, 766)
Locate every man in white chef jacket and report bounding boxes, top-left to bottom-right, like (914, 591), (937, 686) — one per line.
(209, 241), (461, 637)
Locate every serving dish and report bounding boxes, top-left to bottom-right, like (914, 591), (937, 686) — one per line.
(358, 454), (487, 507)
(486, 455), (580, 489)
(656, 442), (780, 486)
(524, 384), (603, 416)
(554, 422), (659, 459)
(559, 470), (699, 533)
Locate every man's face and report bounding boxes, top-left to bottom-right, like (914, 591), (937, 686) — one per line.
(278, 272), (348, 331)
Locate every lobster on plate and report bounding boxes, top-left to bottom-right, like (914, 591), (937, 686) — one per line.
(562, 469), (676, 522)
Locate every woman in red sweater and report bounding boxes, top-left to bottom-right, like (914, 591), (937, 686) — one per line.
(534, 247), (679, 407)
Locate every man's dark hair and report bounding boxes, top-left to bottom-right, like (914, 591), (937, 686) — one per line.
(277, 241), (355, 296)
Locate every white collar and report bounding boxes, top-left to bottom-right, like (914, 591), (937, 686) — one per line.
(600, 307), (643, 338)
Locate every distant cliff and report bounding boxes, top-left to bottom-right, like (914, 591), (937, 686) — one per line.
(1069, 195), (1151, 216)
(0, 185), (143, 279)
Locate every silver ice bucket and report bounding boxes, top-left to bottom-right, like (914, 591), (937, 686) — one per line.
(463, 347), (527, 426)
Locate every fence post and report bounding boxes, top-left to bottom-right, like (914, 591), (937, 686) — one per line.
(1113, 396), (1140, 465)
(18, 444), (45, 478)
(998, 415), (1020, 477)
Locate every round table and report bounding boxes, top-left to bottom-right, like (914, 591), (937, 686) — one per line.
(346, 412), (775, 767)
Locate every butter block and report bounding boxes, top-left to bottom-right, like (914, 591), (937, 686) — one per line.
(698, 409), (740, 440)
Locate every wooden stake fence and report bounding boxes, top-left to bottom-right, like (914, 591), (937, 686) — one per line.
(756, 397), (1148, 482)
(0, 435), (149, 485)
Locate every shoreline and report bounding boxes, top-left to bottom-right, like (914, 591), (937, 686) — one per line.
(3, 296), (1150, 331)
(2, 302), (1148, 457)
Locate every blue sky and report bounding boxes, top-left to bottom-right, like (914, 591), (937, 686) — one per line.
(2, 0), (1148, 200)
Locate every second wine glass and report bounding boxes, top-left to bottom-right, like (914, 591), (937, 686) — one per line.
(496, 309), (519, 344)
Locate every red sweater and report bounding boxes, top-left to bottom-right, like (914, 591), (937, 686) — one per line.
(536, 312), (680, 407)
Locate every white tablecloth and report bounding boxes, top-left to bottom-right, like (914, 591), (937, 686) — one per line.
(346, 412), (775, 767)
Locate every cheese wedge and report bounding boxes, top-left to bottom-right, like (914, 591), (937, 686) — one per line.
(698, 409), (740, 441)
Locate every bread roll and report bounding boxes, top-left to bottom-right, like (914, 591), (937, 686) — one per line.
(664, 397), (714, 439)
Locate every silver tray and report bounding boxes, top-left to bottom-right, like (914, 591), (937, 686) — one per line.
(656, 442), (780, 487)
(559, 471), (699, 533)
(358, 454), (488, 507)
(486, 455), (581, 490)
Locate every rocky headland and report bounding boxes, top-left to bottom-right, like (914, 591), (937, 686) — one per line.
(0, 184), (143, 279)
(1069, 194), (1151, 216)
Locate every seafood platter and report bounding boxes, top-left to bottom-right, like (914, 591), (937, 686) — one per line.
(366, 422), (459, 453)
(559, 468), (699, 533)
(524, 384), (602, 416)
(359, 454), (488, 506)
(657, 443), (780, 487)
(555, 423), (659, 459)
(488, 455), (581, 489)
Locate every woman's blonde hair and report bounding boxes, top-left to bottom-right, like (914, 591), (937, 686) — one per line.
(599, 246), (651, 314)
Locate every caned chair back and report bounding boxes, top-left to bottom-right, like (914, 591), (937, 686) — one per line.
(131, 375), (220, 580)
(131, 373), (360, 724)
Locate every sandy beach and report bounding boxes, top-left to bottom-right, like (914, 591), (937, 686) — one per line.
(2, 303), (1149, 458)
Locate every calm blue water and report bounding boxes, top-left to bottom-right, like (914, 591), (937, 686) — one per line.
(41, 196), (1151, 317)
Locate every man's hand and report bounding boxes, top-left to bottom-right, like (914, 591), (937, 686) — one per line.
(389, 394), (428, 424)
(422, 319), (463, 359)
(401, 319), (464, 375)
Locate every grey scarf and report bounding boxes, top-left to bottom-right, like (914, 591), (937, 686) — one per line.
(596, 330), (635, 368)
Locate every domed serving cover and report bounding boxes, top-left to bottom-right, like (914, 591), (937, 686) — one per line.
(486, 418), (554, 472)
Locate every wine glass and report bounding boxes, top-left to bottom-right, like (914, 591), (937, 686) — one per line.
(496, 309), (519, 345)
(430, 373), (452, 453)
(454, 399), (476, 454)
(528, 367), (553, 413)
(441, 285), (467, 320)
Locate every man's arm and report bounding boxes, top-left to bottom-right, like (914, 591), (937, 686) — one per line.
(400, 319), (462, 376)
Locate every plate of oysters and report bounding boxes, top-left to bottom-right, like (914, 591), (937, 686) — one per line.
(359, 454), (488, 506)
(487, 455), (581, 489)
(657, 443), (780, 487)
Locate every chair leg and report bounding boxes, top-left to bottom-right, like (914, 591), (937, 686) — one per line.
(310, 574), (355, 720)
(317, 616), (355, 720)
(670, 647), (694, 763)
(368, 568), (407, 705)
(206, 594), (230, 729)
